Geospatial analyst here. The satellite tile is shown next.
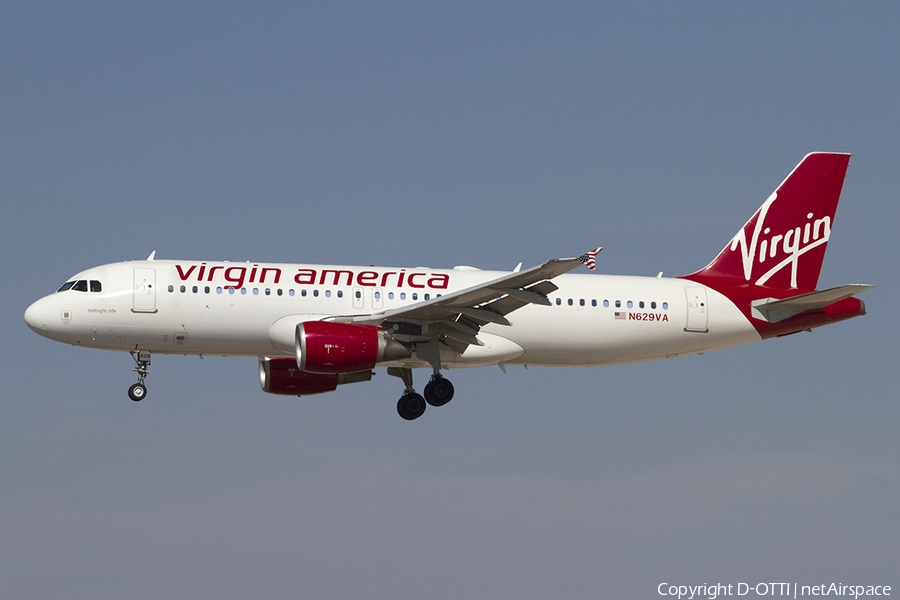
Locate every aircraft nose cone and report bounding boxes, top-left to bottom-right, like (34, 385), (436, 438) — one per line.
(24, 298), (49, 333)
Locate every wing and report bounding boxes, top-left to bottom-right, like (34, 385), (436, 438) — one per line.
(335, 248), (601, 354)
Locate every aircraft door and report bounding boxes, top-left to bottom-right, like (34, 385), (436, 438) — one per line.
(684, 286), (708, 332)
(133, 268), (157, 313)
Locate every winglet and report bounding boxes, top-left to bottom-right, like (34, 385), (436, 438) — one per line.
(147, 250), (156, 261)
(576, 247), (602, 270)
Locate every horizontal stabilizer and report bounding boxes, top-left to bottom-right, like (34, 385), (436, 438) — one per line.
(751, 284), (873, 323)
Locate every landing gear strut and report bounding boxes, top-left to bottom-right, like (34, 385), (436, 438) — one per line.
(128, 350), (151, 402)
(388, 367), (455, 420)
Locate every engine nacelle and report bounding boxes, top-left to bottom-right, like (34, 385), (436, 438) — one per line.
(259, 357), (373, 396)
(296, 321), (411, 374)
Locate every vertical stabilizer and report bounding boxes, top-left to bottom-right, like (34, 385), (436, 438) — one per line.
(687, 152), (850, 290)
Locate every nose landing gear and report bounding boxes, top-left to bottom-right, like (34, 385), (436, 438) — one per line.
(128, 350), (151, 402)
(128, 383), (146, 401)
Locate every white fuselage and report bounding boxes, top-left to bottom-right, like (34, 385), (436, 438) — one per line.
(25, 259), (761, 369)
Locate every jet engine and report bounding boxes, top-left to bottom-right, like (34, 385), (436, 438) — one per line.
(296, 321), (411, 374)
(259, 357), (372, 396)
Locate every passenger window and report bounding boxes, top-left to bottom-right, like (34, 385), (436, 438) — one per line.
(388, 292), (394, 300)
(627, 301), (633, 308)
(217, 287), (223, 294)
(313, 290), (319, 297)
(375, 291), (381, 300)
(412, 293), (418, 300)
(592, 299), (597, 307)
(301, 289), (307, 297)
(615, 300), (621, 308)
(400, 292), (406, 300)
(579, 299), (585, 306)
(556, 298), (561, 305)
(639, 301), (644, 309)
(73, 280), (88, 292)
(240, 288), (247, 295)
(663, 302), (668, 309)
(355, 291), (361, 299)
(325, 290), (331, 298)
(90, 281), (102, 292)
(192, 286), (198, 293)
(424, 294), (430, 300)
(289, 290), (295, 296)
(168, 285), (174, 293)
(265, 288), (271, 296)
(180, 285), (186, 293)
(228, 288), (235, 295)
(277, 289), (282, 296)
(651, 301), (656, 309)
(568, 299), (573, 306)
(603, 300), (609, 308)
(205, 286), (210, 294)
(57, 281), (76, 292)
(337, 290), (343, 298)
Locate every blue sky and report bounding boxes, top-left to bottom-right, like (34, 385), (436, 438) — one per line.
(2, 2), (899, 598)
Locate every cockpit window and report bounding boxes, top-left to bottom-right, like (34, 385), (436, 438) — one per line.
(57, 279), (101, 292)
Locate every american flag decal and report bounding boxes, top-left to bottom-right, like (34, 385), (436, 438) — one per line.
(576, 247), (603, 271)
(614, 312), (626, 320)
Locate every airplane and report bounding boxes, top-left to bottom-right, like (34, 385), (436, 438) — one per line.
(24, 152), (872, 420)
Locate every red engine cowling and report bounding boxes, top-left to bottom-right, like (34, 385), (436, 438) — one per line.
(296, 321), (410, 374)
(259, 357), (373, 396)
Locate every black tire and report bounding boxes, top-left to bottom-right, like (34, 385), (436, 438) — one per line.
(397, 393), (426, 420)
(424, 378), (454, 407)
(128, 383), (147, 402)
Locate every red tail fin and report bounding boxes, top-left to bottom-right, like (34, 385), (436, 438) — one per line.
(688, 152), (850, 290)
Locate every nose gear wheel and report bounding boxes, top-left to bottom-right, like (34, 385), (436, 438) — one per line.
(129, 350), (151, 402)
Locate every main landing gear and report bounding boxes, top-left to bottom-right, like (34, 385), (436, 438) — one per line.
(389, 367), (455, 421)
(424, 375), (454, 407)
(128, 350), (151, 402)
